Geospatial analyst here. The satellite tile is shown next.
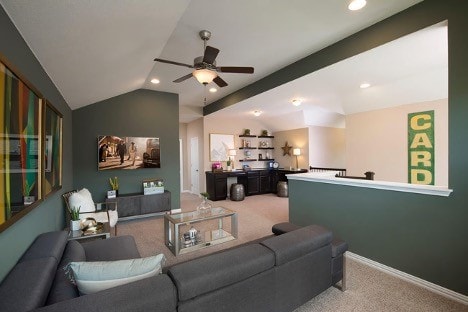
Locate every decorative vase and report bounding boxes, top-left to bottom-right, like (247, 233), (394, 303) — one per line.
(197, 197), (212, 215)
(70, 220), (81, 231)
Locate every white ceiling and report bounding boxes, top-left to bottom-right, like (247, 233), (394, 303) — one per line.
(1, 0), (438, 127)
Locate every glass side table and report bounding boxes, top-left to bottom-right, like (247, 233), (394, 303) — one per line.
(67, 222), (111, 241)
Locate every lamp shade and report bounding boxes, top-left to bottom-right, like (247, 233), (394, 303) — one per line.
(293, 148), (301, 156)
(192, 69), (217, 84)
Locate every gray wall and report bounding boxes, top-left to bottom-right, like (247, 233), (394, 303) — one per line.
(289, 1), (468, 295)
(0, 6), (73, 281)
(72, 89), (180, 209)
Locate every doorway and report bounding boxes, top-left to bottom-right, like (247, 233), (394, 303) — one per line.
(190, 137), (199, 194)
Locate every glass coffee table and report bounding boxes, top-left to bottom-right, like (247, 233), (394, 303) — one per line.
(164, 207), (238, 256)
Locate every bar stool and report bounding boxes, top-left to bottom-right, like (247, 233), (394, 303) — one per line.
(230, 183), (245, 201)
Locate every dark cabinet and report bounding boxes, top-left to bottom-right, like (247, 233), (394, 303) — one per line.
(106, 191), (171, 220)
(247, 171), (260, 195)
(259, 170), (272, 193)
(205, 169), (308, 201)
(206, 172), (229, 201)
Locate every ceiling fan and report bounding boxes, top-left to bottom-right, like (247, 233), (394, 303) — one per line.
(154, 30), (254, 88)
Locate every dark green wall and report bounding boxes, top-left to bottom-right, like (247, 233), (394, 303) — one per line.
(72, 89), (180, 208)
(206, 0), (468, 295)
(0, 6), (73, 281)
(284, 2), (466, 295)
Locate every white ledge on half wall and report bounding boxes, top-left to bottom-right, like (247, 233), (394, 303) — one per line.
(286, 172), (453, 197)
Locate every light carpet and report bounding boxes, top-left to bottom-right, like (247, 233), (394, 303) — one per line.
(118, 193), (467, 312)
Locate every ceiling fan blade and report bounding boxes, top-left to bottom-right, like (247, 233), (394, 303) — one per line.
(218, 66), (254, 74)
(213, 76), (228, 87)
(154, 58), (193, 68)
(203, 46), (220, 64)
(173, 73), (193, 83)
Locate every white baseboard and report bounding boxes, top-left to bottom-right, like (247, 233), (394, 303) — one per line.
(346, 252), (468, 305)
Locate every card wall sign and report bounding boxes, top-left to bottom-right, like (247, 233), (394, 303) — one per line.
(408, 110), (434, 185)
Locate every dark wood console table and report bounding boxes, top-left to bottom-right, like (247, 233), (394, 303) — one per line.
(206, 169), (307, 201)
(105, 191), (171, 220)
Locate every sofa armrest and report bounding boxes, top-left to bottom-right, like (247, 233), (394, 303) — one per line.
(261, 225), (332, 265)
(33, 274), (177, 312)
(81, 235), (141, 261)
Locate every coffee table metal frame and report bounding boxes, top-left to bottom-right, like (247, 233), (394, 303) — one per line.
(164, 207), (238, 256)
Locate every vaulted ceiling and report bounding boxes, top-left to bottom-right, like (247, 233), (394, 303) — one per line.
(1, 0), (442, 130)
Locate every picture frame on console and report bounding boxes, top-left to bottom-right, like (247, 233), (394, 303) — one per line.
(98, 136), (161, 170)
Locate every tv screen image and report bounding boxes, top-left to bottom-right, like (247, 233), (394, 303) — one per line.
(98, 136), (160, 170)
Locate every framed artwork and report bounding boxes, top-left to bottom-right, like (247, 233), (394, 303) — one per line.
(98, 136), (161, 170)
(210, 133), (234, 161)
(0, 56), (43, 232)
(43, 101), (63, 197)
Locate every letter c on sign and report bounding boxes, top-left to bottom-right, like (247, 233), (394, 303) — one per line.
(410, 114), (432, 130)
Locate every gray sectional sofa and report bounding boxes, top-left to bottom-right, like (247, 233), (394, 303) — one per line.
(0, 223), (347, 312)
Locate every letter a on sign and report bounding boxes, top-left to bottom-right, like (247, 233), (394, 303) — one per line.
(408, 110), (434, 185)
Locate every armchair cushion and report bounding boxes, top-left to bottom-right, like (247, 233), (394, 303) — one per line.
(68, 188), (95, 213)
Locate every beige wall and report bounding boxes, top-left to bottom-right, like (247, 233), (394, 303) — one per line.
(273, 128), (309, 170)
(308, 126), (346, 168)
(345, 99), (448, 185)
(203, 115), (274, 171)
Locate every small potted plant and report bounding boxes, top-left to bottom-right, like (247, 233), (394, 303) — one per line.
(108, 176), (119, 198)
(68, 206), (81, 231)
(244, 129), (251, 135)
(226, 157), (232, 171)
(22, 180), (35, 205)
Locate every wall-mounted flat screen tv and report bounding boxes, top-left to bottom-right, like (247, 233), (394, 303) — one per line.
(98, 136), (160, 170)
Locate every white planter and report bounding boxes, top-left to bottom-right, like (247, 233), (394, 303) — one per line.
(70, 220), (81, 231)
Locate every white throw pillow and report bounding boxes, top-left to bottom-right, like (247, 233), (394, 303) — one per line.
(68, 188), (95, 213)
(69, 254), (165, 295)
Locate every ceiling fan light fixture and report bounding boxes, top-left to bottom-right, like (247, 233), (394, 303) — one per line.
(150, 78), (160, 84)
(348, 0), (366, 11)
(292, 99), (302, 106)
(193, 69), (217, 84)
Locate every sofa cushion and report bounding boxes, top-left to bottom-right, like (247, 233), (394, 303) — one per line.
(168, 244), (275, 301)
(261, 224), (332, 266)
(69, 254), (165, 295)
(19, 231), (68, 263)
(0, 257), (57, 312)
(82, 235), (141, 261)
(47, 240), (86, 305)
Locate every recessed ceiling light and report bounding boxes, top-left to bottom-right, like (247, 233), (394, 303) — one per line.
(348, 0), (366, 11)
(253, 110), (262, 117)
(292, 99), (302, 106)
(150, 78), (160, 84)
(360, 83), (371, 89)
(209, 87), (217, 93)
